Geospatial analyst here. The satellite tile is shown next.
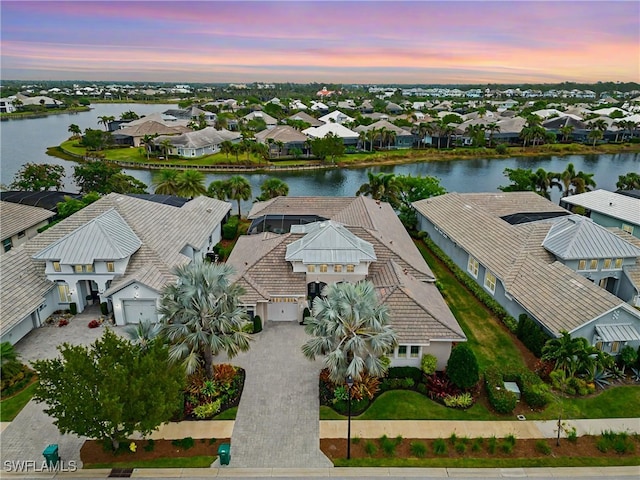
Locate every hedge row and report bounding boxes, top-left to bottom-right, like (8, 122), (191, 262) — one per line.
(516, 314), (551, 358)
(485, 367), (518, 413)
(222, 216), (239, 240)
(423, 236), (517, 333)
(387, 366), (423, 383)
(485, 366), (551, 413)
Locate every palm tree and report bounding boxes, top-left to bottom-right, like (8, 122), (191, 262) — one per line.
(358, 131), (367, 151)
(125, 319), (160, 352)
(159, 139), (173, 158)
(226, 175), (252, 217)
(355, 172), (401, 208)
(176, 170), (207, 198)
(366, 128), (377, 152)
(532, 168), (562, 199)
(386, 130), (397, 149)
(207, 180), (228, 200)
(152, 169), (181, 195)
(159, 262), (250, 379)
(560, 163), (577, 197)
(256, 178), (289, 201)
(220, 140), (233, 160)
(275, 140), (285, 158)
(377, 127), (387, 149)
(559, 125), (574, 143)
(140, 134), (157, 160)
(98, 115), (115, 131)
(68, 124), (82, 139)
(572, 170), (596, 194)
(542, 332), (607, 379)
(616, 172), (640, 190)
(301, 281), (398, 384)
(486, 122), (500, 147)
(587, 128), (603, 147)
(0, 341), (23, 379)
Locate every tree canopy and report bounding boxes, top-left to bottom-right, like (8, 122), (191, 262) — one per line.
(33, 329), (184, 451)
(73, 162), (148, 194)
(10, 163), (66, 191)
(446, 343), (479, 389)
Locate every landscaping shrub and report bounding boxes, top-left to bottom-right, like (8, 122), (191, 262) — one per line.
(143, 439), (155, 452)
(58, 319), (69, 327)
(421, 354), (438, 375)
(222, 216), (239, 240)
(503, 369), (551, 408)
(455, 442), (467, 454)
(379, 435), (397, 456)
(443, 392), (474, 409)
(432, 438), (447, 455)
(301, 307), (310, 325)
(425, 372), (460, 402)
(253, 315), (262, 333)
(410, 441), (427, 457)
(100, 302), (108, 315)
(495, 143), (508, 154)
(567, 427), (578, 443)
(516, 314), (550, 358)
(485, 367), (517, 414)
(241, 322), (254, 334)
(487, 436), (497, 454)
(387, 366), (423, 383)
(619, 345), (638, 369)
(471, 438), (483, 452)
(171, 437), (195, 450)
(423, 238), (517, 332)
(88, 320), (100, 329)
(364, 440), (377, 456)
(69, 303), (77, 315)
(446, 343), (479, 389)
(535, 440), (552, 455)
(193, 399), (222, 419)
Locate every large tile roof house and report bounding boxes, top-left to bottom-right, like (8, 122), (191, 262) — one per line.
(413, 192), (640, 355)
(226, 196), (466, 369)
(0, 194), (231, 345)
(1, 201), (55, 254)
(155, 127), (241, 158)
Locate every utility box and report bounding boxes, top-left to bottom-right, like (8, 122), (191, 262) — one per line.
(43, 444), (59, 467)
(217, 443), (230, 466)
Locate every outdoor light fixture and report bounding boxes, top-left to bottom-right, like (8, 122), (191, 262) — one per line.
(346, 374), (354, 460)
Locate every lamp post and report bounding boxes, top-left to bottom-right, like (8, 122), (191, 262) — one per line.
(346, 374), (354, 460)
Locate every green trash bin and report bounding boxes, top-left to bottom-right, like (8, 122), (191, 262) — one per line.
(43, 444), (59, 467)
(217, 443), (230, 465)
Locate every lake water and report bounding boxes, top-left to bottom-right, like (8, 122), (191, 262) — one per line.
(1, 103), (638, 212)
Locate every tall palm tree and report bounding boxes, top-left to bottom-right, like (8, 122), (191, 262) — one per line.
(355, 172), (401, 208)
(587, 128), (603, 147)
(572, 170), (596, 194)
(152, 169), (181, 195)
(159, 262), (250, 379)
(301, 281), (398, 384)
(559, 125), (574, 143)
(160, 139), (173, 158)
(140, 134), (157, 160)
(226, 175), (252, 217)
(257, 178), (289, 201)
(616, 172), (640, 190)
(98, 115), (115, 131)
(560, 163), (577, 197)
(176, 170), (207, 198)
(358, 131), (367, 151)
(68, 124), (82, 139)
(532, 168), (562, 199)
(366, 128), (377, 152)
(486, 122), (500, 147)
(0, 341), (23, 379)
(207, 180), (228, 200)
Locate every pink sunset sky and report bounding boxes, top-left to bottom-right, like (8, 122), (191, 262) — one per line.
(1, 0), (638, 84)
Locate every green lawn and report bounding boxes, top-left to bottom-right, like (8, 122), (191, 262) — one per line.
(0, 382), (37, 422)
(415, 241), (527, 371)
(212, 406), (237, 420)
(84, 455), (215, 469)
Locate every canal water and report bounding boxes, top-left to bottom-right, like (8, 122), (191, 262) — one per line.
(1, 103), (638, 211)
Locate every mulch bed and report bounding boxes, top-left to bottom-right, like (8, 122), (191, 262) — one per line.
(321, 436), (639, 461)
(81, 438), (230, 464)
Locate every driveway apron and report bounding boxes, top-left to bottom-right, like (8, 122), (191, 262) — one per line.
(228, 321), (332, 468)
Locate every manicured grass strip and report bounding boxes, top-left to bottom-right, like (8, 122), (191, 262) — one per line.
(320, 406), (346, 420)
(84, 455), (215, 469)
(525, 385), (640, 420)
(356, 390), (494, 421)
(0, 382), (37, 422)
(415, 241), (526, 371)
(334, 456), (640, 468)
(213, 406), (237, 420)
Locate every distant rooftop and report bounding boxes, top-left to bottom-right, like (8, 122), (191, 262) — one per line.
(560, 190), (640, 226)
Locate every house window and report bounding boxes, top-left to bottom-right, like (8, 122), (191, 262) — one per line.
(614, 258), (623, 269)
(320, 264), (328, 273)
(467, 256), (479, 278)
(74, 265), (83, 273)
(106, 262), (115, 273)
(3, 238), (12, 252)
(622, 224), (634, 234)
(603, 259), (612, 270)
(334, 265), (342, 273)
(398, 346), (407, 358)
(410, 346), (420, 358)
(17, 230), (25, 239)
(611, 341), (620, 354)
(484, 271), (497, 294)
(578, 260), (587, 270)
(595, 341), (603, 351)
(589, 259), (598, 270)
(307, 265), (315, 273)
(57, 283), (71, 303)
(346, 265), (355, 273)
(53, 261), (61, 272)
(85, 264), (94, 273)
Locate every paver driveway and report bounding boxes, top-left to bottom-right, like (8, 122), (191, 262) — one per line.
(226, 321), (332, 468)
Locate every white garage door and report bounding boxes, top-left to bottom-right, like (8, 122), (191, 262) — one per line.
(267, 300), (299, 322)
(122, 300), (157, 324)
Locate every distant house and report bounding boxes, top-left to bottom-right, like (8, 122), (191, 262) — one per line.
(386, 101), (403, 114)
(254, 125), (309, 156)
(0, 98), (16, 113)
(285, 111), (323, 127)
(242, 111), (278, 129)
(163, 106), (216, 124)
(1, 202), (55, 254)
(0, 194), (231, 345)
(414, 192), (640, 352)
(355, 120), (415, 149)
(560, 190), (640, 239)
(302, 123), (359, 146)
(113, 120), (190, 147)
(14, 93), (63, 108)
(318, 110), (354, 125)
(154, 127), (241, 158)
(227, 196), (466, 369)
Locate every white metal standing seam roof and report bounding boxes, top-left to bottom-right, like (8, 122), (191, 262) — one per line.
(286, 221), (376, 264)
(561, 190), (640, 226)
(595, 323), (640, 342)
(542, 216), (640, 260)
(32, 209), (142, 263)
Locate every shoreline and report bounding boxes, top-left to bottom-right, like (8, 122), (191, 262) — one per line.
(0, 106), (91, 120)
(47, 142), (640, 174)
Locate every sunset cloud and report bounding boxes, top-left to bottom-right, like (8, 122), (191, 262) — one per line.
(1, 1), (638, 83)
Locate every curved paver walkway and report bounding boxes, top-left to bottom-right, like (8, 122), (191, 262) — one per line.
(226, 321), (332, 468)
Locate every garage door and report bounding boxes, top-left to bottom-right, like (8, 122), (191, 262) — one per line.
(267, 300), (299, 322)
(122, 300), (158, 324)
